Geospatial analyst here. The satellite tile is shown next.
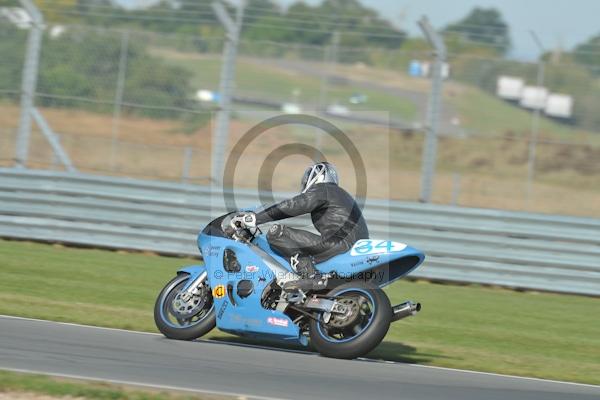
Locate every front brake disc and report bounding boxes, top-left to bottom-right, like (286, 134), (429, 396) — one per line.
(171, 286), (208, 318)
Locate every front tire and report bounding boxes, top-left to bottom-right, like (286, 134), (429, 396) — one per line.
(309, 282), (392, 359)
(154, 273), (216, 340)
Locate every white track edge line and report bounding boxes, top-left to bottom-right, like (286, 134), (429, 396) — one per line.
(0, 367), (286, 400)
(0, 314), (316, 355)
(0, 314), (162, 336)
(408, 364), (600, 389)
(2, 314), (599, 389)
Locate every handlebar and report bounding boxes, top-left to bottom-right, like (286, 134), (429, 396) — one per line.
(225, 213), (260, 243)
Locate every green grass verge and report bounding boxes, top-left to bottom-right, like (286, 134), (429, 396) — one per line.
(159, 49), (596, 144)
(0, 370), (229, 399)
(1, 240), (599, 385)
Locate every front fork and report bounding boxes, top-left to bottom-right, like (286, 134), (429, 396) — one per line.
(180, 270), (207, 302)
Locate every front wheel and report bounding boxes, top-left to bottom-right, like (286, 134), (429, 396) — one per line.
(309, 282), (392, 359)
(154, 273), (216, 340)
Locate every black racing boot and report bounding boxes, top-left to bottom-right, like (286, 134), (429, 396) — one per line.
(283, 254), (328, 292)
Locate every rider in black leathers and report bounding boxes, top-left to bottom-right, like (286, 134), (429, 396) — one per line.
(232, 162), (368, 289)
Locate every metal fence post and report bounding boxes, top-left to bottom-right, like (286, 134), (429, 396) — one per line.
(15, 0), (43, 168)
(526, 31), (546, 207)
(315, 31), (340, 156)
(181, 146), (193, 183)
(31, 107), (75, 172)
(418, 16), (446, 203)
(451, 172), (461, 206)
(211, 0), (245, 187)
(109, 30), (130, 172)
(317, 31), (340, 112)
(52, 133), (60, 169)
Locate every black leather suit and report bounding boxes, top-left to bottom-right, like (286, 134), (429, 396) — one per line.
(255, 183), (369, 264)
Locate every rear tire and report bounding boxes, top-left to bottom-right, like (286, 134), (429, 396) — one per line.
(309, 282), (392, 359)
(154, 273), (216, 340)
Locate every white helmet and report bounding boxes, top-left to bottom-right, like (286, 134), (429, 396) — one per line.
(300, 162), (339, 193)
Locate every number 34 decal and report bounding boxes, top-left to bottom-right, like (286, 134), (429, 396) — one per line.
(350, 240), (407, 256)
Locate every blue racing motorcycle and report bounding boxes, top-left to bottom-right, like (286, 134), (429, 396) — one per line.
(154, 211), (425, 359)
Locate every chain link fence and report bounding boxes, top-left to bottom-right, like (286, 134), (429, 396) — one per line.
(0, 18), (598, 216)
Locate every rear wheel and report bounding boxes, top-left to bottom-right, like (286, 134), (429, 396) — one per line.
(309, 282), (392, 359)
(154, 273), (216, 340)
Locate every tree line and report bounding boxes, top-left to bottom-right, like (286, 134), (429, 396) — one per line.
(1, 0), (598, 130)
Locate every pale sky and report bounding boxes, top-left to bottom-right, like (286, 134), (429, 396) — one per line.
(116, 0), (600, 61)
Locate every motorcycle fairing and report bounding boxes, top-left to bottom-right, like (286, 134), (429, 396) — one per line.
(253, 236), (425, 288)
(317, 239), (425, 287)
(188, 230), (424, 344)
(192, 233), (306, 345)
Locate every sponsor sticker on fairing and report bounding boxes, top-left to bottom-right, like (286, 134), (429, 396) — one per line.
(217, 299), (229, 319)
(267, 317), (289, 327)
(212, 284), (226, 299)
(245, 265), (259, 273)
(350, 239), (407, 256)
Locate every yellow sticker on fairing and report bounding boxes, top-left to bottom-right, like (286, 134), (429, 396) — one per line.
(212, 284), (226, 299)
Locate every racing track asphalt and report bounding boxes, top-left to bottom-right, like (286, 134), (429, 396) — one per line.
(1, 315), (599, 400)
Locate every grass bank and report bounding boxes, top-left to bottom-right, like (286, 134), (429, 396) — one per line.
(0, 370), (230, 400)
(0, 240), (598, 385)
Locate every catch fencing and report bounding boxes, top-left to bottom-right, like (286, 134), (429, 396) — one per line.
(1, 19), (599, 217)
(1, 168), (598, 296)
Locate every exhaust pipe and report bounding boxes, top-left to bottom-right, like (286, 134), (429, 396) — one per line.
(391, 301), (421, 322)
